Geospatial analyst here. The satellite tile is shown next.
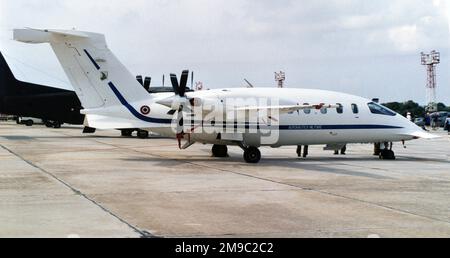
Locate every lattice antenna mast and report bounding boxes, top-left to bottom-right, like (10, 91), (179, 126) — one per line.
(421, 50), (440, 112)
(275, 71), (286, 88)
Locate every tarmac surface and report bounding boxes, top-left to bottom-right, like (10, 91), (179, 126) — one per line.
(0, 122), (449, 238)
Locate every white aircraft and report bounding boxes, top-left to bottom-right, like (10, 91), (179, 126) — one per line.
(13, 28), (436, 163)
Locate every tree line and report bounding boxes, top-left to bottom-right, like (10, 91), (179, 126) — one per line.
(382, 101), (450, 118)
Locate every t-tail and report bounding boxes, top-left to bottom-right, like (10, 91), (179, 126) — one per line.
(13, 28), (162, 129)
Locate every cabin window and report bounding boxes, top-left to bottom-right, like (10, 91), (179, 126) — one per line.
(336, 103), (343, 114)
(351, 104), (359, 114)
(303, 103), (311, 114)
(367, 102), (396, 116)
(320, 107), (327, 114)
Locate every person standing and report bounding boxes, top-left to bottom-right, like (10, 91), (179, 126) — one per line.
(406, 112), (412, 122)
(297, 145), (309, 158)
(445, 115), (450, 134)
(432, 114), (438, 130)
(425, 113), (431, 127)
(334, 145), (347, 155)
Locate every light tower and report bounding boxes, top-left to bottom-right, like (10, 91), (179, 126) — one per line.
(275, 71), (286, 88)
(421, 50), (440, 112)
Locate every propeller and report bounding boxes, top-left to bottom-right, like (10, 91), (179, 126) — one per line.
(136, 75), (152, 92)
(144, 77), (151, 91)
(168, 70), (195, 148)
(170, 70), (189, 97)
(136, 75), (143, 86)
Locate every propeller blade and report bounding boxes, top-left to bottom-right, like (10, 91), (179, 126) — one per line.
(179, 70), (189, 97)
(144, 77), (151, 91)
(191, 71), (194, 89)
(170, 74), (180, 95)
(136, 75), (143, 86)
(177, 108), (184, 134)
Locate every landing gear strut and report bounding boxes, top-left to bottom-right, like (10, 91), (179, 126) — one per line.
(373, 143), (381, 156)
(212, 145), (229, 158)
(243, 147), (261, 164)
(379, 142), (395, 160)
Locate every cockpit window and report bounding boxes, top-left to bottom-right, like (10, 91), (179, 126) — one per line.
(368, 102), (397, 116)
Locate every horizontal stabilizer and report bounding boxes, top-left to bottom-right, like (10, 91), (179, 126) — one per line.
(14, 28), (89, 44)
(84, 114), (171, 130)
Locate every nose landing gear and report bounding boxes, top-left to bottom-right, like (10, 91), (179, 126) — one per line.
(379, 142), (396, 160)
(212, 145), (229, 158)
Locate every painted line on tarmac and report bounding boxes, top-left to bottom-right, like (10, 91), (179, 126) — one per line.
(0, 143), (155, 238)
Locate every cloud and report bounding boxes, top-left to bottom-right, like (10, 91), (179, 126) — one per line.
(389, 25), (419, 52)
(0, 0), (449, 103)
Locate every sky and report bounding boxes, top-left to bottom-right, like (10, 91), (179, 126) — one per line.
(0, 0), (449, 104)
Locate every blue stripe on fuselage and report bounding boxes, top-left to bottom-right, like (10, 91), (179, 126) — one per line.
(279, 124), (402, 130)
(108, 82), (172, 124)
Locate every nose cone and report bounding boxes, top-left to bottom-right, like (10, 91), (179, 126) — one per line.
(398, 116), (440, 139)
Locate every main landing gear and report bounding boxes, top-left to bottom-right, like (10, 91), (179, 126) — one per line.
(212, 145), (229, 158)
(212, 144), (261, 163)
(379, 142), (396, 160)
(120, 129), (149, 139)
(137, 130), (149, 139)
(121, 129), (134, 137)
(243, 147), (261, 164)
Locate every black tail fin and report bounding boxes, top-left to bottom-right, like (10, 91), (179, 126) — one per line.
(0, 52), (17, 97)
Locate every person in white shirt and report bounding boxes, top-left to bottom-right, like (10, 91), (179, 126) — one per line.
(406, 112), (412, 122)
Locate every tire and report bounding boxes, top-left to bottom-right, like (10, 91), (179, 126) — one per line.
(121, 129), (133, 137)
(243, 147), (261, 164)
(53, 122), (61, 129)
(25, 120), (33, 127)
(137, 130), (149, 139)
(212, 145), (228, 158)
(379, 150), (396, 160)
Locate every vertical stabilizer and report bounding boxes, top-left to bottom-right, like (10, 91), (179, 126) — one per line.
(0, 52), (17, 97)
(14, 28), (151, 110)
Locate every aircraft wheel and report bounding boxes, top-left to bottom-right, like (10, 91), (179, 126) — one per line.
(137, 130), (149, 139)
(53, 122), (61, 129)
(379, 149), (396, 160)
(243, 147), (261, 164)
(121, 129), (133, 137)
(25, 120), (33, 127)
(212, 145), (228, 158)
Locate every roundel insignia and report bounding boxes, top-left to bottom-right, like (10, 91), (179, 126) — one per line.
(140, 105), (151, 115)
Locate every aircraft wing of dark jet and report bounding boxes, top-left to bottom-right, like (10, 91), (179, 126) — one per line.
(0, 51), (85, 126)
